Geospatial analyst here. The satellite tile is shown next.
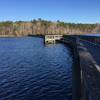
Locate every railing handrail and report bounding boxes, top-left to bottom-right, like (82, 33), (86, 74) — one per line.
(80, 39), (100, 48)
(59, 36), (100, 100)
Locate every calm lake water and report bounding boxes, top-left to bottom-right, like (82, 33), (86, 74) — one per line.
(0, 37), (73, 100)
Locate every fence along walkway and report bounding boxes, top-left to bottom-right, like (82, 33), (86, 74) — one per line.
(57, 36), (100, 100)
(78, 39), (100, 100)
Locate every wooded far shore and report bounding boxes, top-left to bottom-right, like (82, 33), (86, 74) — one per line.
(0, 18), (100, 37)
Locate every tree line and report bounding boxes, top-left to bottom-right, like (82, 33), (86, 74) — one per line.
(0, 18), (99, 36)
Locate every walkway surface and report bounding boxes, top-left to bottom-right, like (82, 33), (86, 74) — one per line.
(79, 39), (100, 100)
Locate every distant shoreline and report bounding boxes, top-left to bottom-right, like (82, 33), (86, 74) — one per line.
(0, 34), (44, 38)
(0, 19), (99, 37)
(0, 33), (100, 38)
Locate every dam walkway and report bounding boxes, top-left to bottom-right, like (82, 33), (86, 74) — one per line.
(58, 35), (100, 100)
(78, 39), (100, 100)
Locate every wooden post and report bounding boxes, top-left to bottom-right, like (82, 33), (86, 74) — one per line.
(72, 37), (81, 100)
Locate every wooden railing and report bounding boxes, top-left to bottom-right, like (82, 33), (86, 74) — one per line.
(59, 36), (100, 100)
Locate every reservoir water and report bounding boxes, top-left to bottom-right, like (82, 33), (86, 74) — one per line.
(0, 37), (73, 100)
